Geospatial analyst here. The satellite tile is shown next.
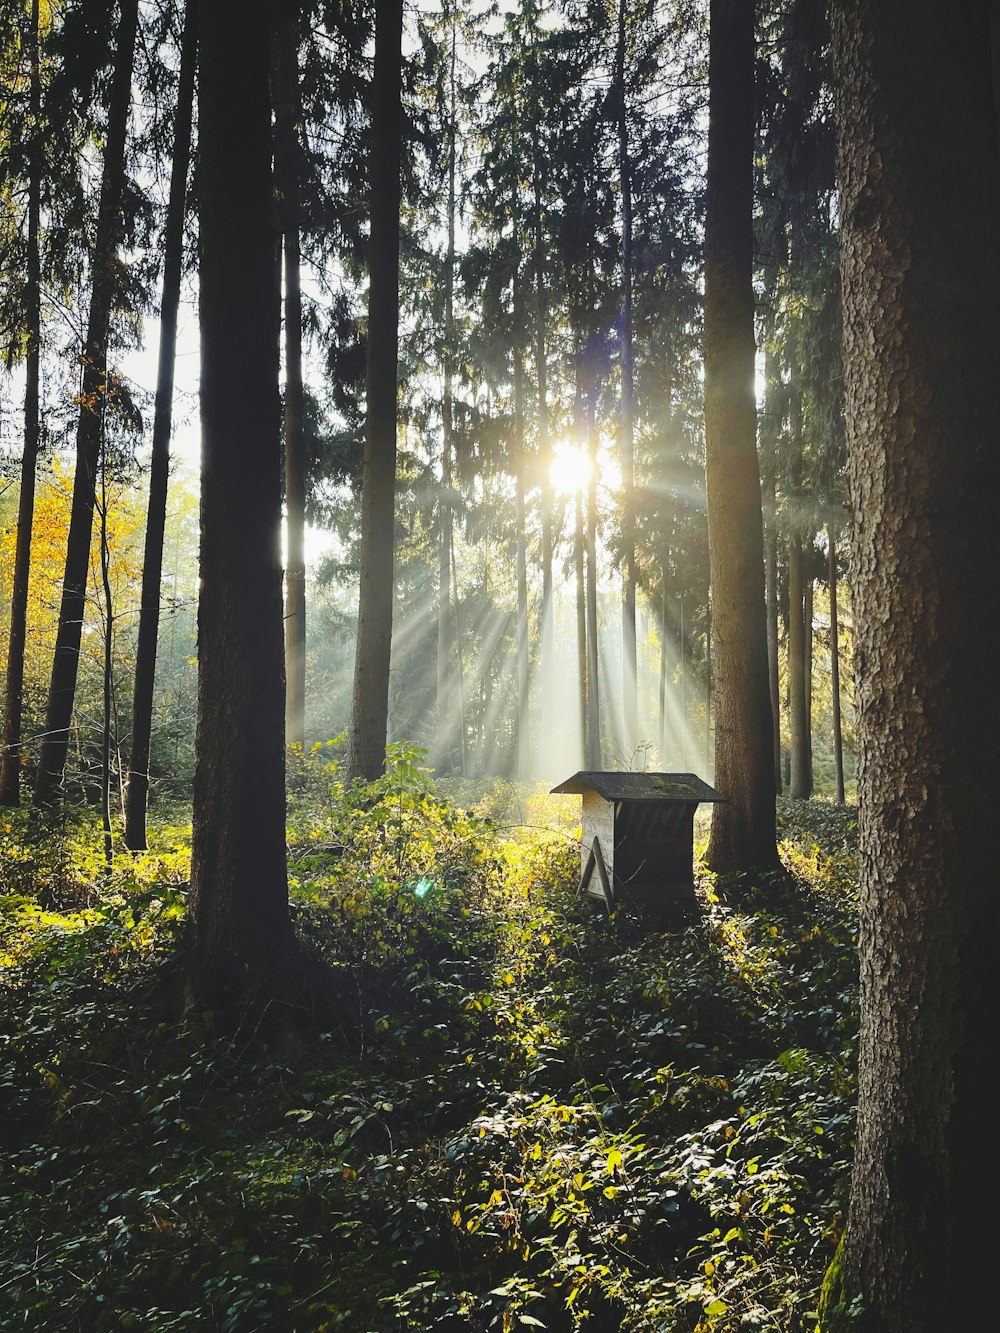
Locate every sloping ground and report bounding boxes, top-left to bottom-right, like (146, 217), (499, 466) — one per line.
(0, 764), (858, 1332)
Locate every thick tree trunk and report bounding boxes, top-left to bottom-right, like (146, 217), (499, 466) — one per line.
(124, 0), (197, 849)
(803, 576), (813, 783)
(33, 0), (139, 809)
(0, 0), (42, 808)
(827, 529), (845, 804)
(616, 0), (638, 752)
(188, 0), (292, 999)
(703, 0), (778, 873)
(273, 2), (307, 753)
(818, 3), (1000, 1328)
(347, 0), (403, 782)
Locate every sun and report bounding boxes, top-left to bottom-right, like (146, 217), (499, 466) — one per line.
(549, 441), (591, 496)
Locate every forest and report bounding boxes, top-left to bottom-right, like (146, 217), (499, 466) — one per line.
(0, 1), (995, 1331)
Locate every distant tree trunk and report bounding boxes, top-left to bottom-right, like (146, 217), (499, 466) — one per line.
(787, 532), (810, 797)
(188, 0), (292, 1000)
(827, 527), (845, 804)
(575, 482), (587, 767)
(513, 280), (529, 781)
(658, 548), (671, 763)
(584, 377), (601, 769)
(124, 0), (197, 850)
(803, 576), (813, 782)
(450, 539), (467, 775)
(817, 3), (1000, 1328)
(347, 0), (403, 782)
(273, 1), (307, 752)
(33, 0), (139, 809)
(533, 120), (554, 744)
(436, 6), (457, 774)
(703, 0), (779, 873)
(679, 596), (687, 765)
(0, 0), (42, 808)
(761, 327), (783, 793)
(616, 0), (638, 751)
(98, 465), (114, 871)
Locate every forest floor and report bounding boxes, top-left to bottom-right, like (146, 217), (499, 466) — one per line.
(0, 751), (859, 1332)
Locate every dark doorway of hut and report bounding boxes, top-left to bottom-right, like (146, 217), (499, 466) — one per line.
(550, 771), (727, 927)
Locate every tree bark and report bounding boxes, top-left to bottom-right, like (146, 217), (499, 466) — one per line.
(33, 0), (139, 809)
(0, 0), (42, 808)
(347, 0), (403, 782)
(818, 2), (1000, 1327)
(703, 0), (778, 873)
(188, 0), (292, 1000)
(124, 0), (197, 849)
(273, 1), (307, 753)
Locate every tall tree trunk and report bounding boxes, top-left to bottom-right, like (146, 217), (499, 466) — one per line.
(0, 0), (42, 807)
(703, 0), (779, 873)
(124, 0), (197, 849)
(188, 0), (291, 1000)
(533, 116), (553, 750)
(584, 376), (601, 769)
(99, 464), (114, 871)
(347, 0), (403, 782)
(33, 0), (139, 809)
(818, 3), (1000, 1328)
(761, 317), (783, 794)
(513, 281), (529, 782)
(575, 484), (587, 768)
(436, 5), (457, 774)
(616, 0), (638, 752)
(827, 527), (845, 804)
(273, 2), (307, 752)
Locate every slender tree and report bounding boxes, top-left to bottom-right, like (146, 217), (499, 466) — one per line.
(33, 0), (140, 809)
(0, 0), (42, 806)
(703, 0), (779, 873)
(818, 1), (1000, 1327)
(347, 0), (403, 782)
(187, 0), (292, 1000)
(615, 0), (638, 752)
(124, 0), (197, 850)
(273, 0), (307, 752)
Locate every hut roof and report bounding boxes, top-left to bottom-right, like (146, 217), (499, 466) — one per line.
(549, 771), (726, 803)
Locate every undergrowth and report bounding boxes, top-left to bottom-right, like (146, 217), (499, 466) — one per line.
(0, 750), (859, 1332)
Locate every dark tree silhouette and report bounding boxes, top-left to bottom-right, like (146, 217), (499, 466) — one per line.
(347, 0), (403, 782)
(703, 0), (779, 874)
(187, 0), (292, 1000)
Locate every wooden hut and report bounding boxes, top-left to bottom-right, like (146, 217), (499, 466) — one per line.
(550, 771), (726, 919)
